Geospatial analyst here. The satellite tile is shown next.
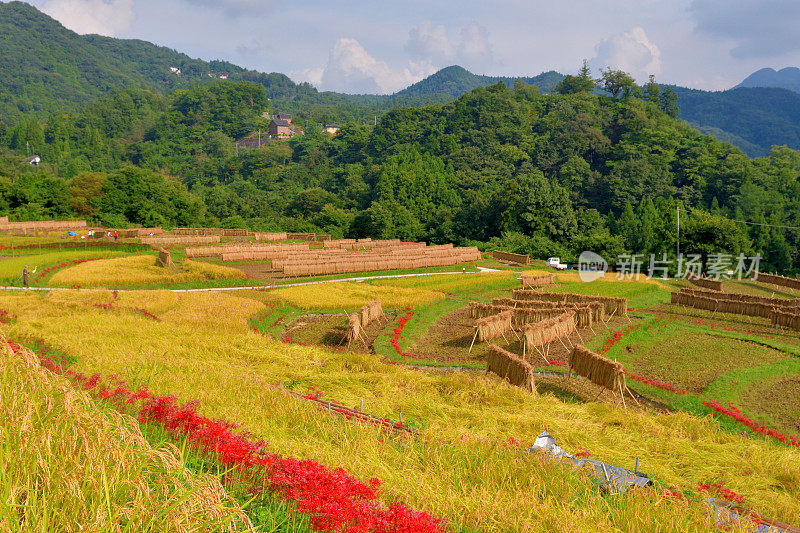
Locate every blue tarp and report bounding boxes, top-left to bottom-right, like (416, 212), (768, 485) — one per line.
(67, 231), (77, 236)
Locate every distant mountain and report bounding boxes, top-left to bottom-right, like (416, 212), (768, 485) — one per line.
(394, 65), (564, 98)
(673, 86), (800, 156)
(736, 67), (800, 93)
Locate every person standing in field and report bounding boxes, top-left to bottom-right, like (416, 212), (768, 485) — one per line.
(22, 265), (29, 288)
(114, 231), (118, 241)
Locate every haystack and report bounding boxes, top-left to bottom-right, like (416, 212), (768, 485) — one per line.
(486, 344), (535, 393)
(568, 345), (626, 393)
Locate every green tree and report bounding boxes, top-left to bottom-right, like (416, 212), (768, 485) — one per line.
(598, 68), (641, 99)
(659, 87), (679, 118)
(643, 75), (660, 104)
(556, 60), (596, 94)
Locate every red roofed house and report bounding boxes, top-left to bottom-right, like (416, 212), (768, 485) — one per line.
(275, 112), (292, 124)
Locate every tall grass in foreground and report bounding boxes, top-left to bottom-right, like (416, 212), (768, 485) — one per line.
(0, 335), (251, 532)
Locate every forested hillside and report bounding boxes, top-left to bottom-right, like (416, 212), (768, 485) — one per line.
(3, 77), (800, 273)
(394, 65), (564, 98)
(0, 2), (445, 125)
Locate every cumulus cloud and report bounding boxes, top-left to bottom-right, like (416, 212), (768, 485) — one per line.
(405, 20), (495, 71)
(690, 0), (800, 58)
(590, 27), (661, 82)
(41, 0), (134, 36)
(293, 38), (436, 94)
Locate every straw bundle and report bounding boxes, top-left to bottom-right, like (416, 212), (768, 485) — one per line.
(523, 311), (576, 349)
(511, 290), (625, 318)
(568, 345), (626, 392)
(486, 345), (535, 392)
(757, 272), (800, 291)
(254, 232), (288, 241)
(492, 250), (529, 264)
(678, 287), (800, 308)
(0, 219), (87, 232)
(347, 313), (362, 344)
(521, 273), (554, 288)
(156, 248), (174, 269)
(671, 290), (785, 319)
(141, 235), (220, 246)
(476, 310), (513, 342)
(688, 277), (724, 291)
(359, 299), (384, 327)
(771, 309), (800, 330)
(286, 232), (316, 241)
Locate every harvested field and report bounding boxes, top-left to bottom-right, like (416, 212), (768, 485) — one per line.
(739, 376), (800, 434)
(282, 313), (389, 351)
(628, 332), (790, 394)
(411, 305), (611, 366)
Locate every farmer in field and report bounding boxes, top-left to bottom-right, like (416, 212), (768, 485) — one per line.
(22, 265), (29, 288)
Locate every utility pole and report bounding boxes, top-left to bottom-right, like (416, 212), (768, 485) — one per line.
(258, 129), (261, 149)
(676, 205), (680, 258)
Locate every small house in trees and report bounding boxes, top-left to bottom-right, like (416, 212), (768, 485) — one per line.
(275, 112), (292, 124)
(219, 73), (229, 80)
(323, 123), (340, 134)
(169, 66), (181, 75)
(269, 119), (292, 138)
(24, 155), (40, 166)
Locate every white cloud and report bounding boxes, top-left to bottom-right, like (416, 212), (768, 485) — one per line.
(405, 20), (456, 64)
(405, 20), (495, 71)
(41, 0), (134, 36)
(590, 27), (661, 82)
(458, 23), (493, 68)
(294, 37), (436, 94)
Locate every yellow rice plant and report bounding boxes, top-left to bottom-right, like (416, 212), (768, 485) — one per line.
(0, 333), (250, 532)
(49, 255), (244, 287)
(486, 344), (535, 392)
(264, 281), (443, 310)
(0, 290), (793, 531)
(0, 250), (125, 282)
(568, 345), (627, 393)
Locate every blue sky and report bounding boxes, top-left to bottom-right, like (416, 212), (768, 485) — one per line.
(18, 0), (800, 93)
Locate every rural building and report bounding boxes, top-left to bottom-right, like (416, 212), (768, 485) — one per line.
(323, 123), (340, 135)
(24, 155), (40, 166)
(275, 112), (292, 124)
(169, 66), (181, 75)
(269, 118), (292, 138)
(219, 73), (229, 80)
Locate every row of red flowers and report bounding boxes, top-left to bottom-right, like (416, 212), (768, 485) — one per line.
(12, 339), (445, 533)
(32, 257), (103, 284)
(91, 302), (161, 322)
(702, 400), (800, 448)
(389, 307), (415, 359)
(597, 317), (687, 394)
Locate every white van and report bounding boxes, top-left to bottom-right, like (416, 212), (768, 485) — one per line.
(546, 257), (567, 270)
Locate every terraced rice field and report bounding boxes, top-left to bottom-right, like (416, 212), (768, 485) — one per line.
(4, 238), (800, 531)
